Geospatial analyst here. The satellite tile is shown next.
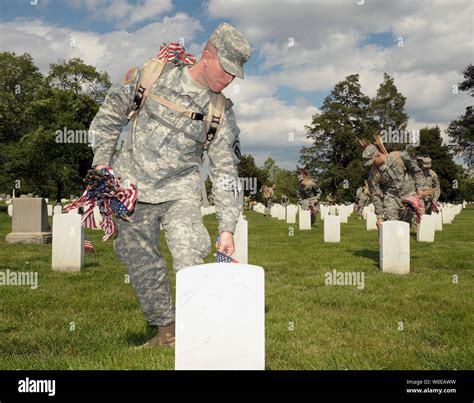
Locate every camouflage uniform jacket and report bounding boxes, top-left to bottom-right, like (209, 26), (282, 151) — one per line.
(90, 62), (242, 233)
(368, 151), (426, 218)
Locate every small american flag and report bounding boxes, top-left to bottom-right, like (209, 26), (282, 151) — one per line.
(431, 199), (440, 213)
(84, 240), (94, 253)
(157, 42), (197, 65)
(402, 194), (425, 225)
(215, 251), (239, 263)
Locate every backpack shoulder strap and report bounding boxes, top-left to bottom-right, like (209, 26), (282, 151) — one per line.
(127, 58), (166, 121)
(202, 92), (227, 151)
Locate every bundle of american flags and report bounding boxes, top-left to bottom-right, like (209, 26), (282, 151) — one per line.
(157, 42), (197, 64)
(63, 167), (137, 252)
(402, 194), (425, 225)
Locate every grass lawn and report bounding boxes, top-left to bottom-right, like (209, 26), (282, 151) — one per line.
(0, 204), (473, 370)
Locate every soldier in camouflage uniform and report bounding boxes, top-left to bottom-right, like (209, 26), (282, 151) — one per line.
(280, 194), (289, 207)
(355, 182), (370, 218)
(296, 168), (322, 225)
(89, 23), (251, 347)
(363, 145), (426, 228)
(419, 157), (441, 214)
(260, 184), (275, 216)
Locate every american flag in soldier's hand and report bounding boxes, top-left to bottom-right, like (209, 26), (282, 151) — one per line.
(215, 251), (239, 263)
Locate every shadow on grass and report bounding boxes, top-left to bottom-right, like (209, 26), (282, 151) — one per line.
(124, 326), (157, 347)
(351, 249), (379, 267)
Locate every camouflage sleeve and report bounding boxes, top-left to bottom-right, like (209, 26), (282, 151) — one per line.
(433, 171), (441, 200)
(368, 169), (384, 218)
(207, 106), (241, 234)
(400, 151), (425, 192)
(90, 68), (139, 167)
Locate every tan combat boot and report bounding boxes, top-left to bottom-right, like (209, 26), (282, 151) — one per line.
(134, 323), (175, 349)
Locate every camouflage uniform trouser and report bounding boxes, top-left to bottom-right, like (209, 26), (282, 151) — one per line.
(114, 198), (211, 327)
(264, 198), (273, 215)
(384, 194), (414, 223)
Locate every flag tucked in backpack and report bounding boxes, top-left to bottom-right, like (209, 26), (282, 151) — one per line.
(402, 194), (425, 225)
(63, 167), (138, 248)
(157, 42), (197, 64)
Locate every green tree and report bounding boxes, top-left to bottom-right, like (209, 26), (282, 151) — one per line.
(47, 57), (111, 103)
(237, 154), (268, 199)
(273, 168), (298, 202)
(369, 72), (409, 134)
(300, 74), (371, 202)
(0, 54), (106, 199)
(447, 64), (474, 167)
(261, 157), (278, 185)
(416, 127), (469, 202)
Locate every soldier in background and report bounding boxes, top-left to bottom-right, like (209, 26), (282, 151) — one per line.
(363, 145), (426, 227)
(355, 182), (370, 218)
(260, 184), (275, 216)
(297, 168), (322, 225)
(419, 157), (441, 214)
(280, 194), (289, 207)
(90, 23), (251, 347)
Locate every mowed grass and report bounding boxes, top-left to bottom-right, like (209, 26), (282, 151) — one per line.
(0, 203), (473, 370)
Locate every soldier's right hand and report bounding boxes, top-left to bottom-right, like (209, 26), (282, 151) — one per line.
(94, 165), (108, 171)
(376, 218), (382, 228)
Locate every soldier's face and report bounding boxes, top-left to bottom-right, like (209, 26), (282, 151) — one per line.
(373, 153), (385, 167)
(204, 49), (235, 93)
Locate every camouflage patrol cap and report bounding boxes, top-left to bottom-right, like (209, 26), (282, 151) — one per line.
(362, 144), (380, 166)
(208, 23), (251, 79)
(423, 157), (432, 168)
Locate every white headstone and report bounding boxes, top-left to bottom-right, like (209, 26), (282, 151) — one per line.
(286, 205), (297, 224)
(52, 214), (84, 272)
(433, 212), (443, 231)
(366, 212), (378, 230)
(338, 208), (348, 224)
(277, 205), (286, 220)
(47, 205), (53, 216)
(299, 210), (311, 230)
(324, 215), (340, 242)
(68, 208), (79, 215)
(270, 205), (278, 218)
(362, 206), (369, 220)
(442, 208), (452, 224)
(53, 205), (63, 215)
(8, 204), (13, 217)
(175, 263), (265, 370)
(328, 206), (336, 215)
(417, 214), (435, 242)
(379, 221), (410, 274)
(232, 216), (248, 264)
(320, 205), (327, 221)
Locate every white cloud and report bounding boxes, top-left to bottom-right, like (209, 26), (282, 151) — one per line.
(69, 0), (173, 27)
(0, 14), (203, 80)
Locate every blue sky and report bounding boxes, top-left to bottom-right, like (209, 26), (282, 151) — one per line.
(1, 0), (472, 170)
